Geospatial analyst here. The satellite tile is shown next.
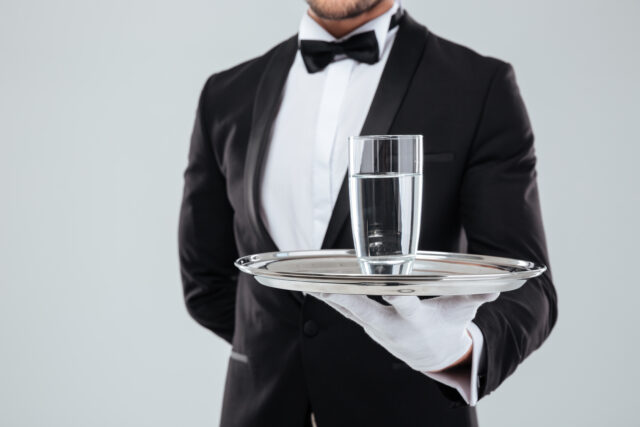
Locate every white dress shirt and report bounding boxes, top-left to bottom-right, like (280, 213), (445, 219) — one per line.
(260, 2), (484, 405)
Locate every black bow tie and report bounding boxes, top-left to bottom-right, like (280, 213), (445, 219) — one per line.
(299, 10), (403, 74)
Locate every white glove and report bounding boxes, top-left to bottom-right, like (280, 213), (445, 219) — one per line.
(311, 292), (499, 373)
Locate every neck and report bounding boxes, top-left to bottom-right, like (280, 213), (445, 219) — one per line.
(308, 0), (395, 39)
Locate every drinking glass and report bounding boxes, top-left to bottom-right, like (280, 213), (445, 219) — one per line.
(348, 135), (423, 275)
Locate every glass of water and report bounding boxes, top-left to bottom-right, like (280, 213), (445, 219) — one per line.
(348, 135), (423, 275)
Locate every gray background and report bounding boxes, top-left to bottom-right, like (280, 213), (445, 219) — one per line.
(1, 0), (638, 425)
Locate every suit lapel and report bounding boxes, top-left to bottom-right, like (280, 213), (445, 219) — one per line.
(321, 13), (429, 249)
(244, 36), (298, 252)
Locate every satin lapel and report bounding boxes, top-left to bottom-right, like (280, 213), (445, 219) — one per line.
(321, 13), (429, 249)
(244, 36), (298, 252)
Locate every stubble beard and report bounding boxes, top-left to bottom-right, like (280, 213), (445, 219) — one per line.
(306, 0), (386, 20)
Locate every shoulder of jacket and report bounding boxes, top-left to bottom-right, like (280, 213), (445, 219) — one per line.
(421, 28), (512, 82)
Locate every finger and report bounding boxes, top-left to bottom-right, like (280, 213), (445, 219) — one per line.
(382, 295), (421, 318)
(309, 292), (360, 322)
(435, 292), (500, 309)
(471, 292), (500, 304)
(421, 293), (496, 318)
(319, 293), (389, 327)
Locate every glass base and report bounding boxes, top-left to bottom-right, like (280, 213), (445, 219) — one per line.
(358, 257), (415, 275)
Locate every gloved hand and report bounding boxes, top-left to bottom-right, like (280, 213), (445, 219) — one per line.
(311, 292), (499, 372)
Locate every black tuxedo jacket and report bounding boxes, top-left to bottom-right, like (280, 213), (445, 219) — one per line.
(179, 12), (557, 427)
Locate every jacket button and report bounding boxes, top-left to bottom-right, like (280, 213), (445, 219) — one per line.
(303, 320), (319, 337)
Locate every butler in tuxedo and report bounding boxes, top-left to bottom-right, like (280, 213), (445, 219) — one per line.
(179, 0), (557, 425)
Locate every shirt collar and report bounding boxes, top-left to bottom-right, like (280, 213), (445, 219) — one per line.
(298, 1), (400, 60)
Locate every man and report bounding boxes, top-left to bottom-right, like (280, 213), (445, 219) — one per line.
(179, 0), (558, 425)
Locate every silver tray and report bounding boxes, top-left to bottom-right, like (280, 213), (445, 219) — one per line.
(234, 250), (546, 296)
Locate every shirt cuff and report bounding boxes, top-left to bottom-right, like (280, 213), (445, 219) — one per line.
(422, 322), (483, 406)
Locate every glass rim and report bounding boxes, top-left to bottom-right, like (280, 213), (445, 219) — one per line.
(349, 134), (423, 142)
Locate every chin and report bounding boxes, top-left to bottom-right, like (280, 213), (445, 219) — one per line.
(307, 0), (384, 20)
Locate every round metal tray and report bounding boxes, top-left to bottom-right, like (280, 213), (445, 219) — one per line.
(234, 249), (546, 296)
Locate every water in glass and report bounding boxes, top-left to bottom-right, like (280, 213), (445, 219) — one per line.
(349, 171), (422, 274)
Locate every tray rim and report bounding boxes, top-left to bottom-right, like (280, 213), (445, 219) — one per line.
(234, 249), (546, 284)
(253, 276), (527, 296)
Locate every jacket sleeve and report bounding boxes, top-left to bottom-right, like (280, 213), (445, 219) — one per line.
(178, 77), (239, 344)
(459, 63), (558, 399)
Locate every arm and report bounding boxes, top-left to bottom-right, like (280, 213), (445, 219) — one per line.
(460, 63), (558, 398)
(178, 78), (239, 344)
